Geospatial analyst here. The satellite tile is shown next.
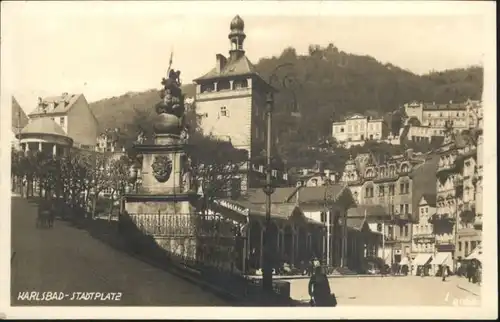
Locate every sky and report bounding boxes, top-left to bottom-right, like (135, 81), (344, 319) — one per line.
(1, 1), (493, 114)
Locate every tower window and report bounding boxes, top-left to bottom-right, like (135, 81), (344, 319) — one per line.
(234, 79), (248, 89)
(60, 117), (65, 128)
(220, 106), (228, 117)
(217, 80), (231, 91)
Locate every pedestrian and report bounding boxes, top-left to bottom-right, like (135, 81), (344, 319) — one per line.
(308, 266), (336, 307)
(467, 262), (474, 283)
(441, 264), (448, 282)
(476, 265), (482, 286)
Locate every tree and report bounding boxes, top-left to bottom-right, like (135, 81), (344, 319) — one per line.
(86, 152), (116, 219)
(106, 155), (132, 220)
(188, 134), (248, 213)
(184, 102), (249, 211)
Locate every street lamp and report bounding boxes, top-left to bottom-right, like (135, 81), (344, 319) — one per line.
(262, 63), (296, 292)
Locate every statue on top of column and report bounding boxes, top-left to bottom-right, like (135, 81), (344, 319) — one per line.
(153, 67), (186, 136)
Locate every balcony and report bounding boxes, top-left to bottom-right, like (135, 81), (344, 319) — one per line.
(428, 213), (456, 224)
(473, 214), (482, 229)
(413, 234), (436, 244)
(392, 212), (412, 223)
(435, 238), (455, 252)
(436, 161), (457, 177)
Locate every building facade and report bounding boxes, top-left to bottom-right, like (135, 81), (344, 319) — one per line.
(11, 97), (29, 151)
(28, 93), (99, 151)
(193, 15), (273, 192)
(332, 114), (389, 147)
(403, 100), (479, 133)
(339, 149), (439, 265)
(410, 195), (436, 274)
(430, 121), (482, 271)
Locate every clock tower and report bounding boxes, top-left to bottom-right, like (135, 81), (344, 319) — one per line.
(193, 15), (273, 192)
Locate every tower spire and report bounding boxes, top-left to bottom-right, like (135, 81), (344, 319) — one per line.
(228, 15), (246, 60)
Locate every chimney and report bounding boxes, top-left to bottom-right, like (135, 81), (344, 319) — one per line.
(215, 54), (227, 73)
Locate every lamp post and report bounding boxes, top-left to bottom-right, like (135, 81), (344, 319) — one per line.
(262, 63), (296, 292)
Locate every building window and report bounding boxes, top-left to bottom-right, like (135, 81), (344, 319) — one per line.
(471, 240), (477, 251)
(378, 186), (385, 197)
(388, 184), (395, 196)
(220, 106), (228, 117)
(377, 223), (382, 232)
(458, 242), (462, 252)
(340, 127), (344, 133)
(320, 212), (327, 223)
(365, 186), (374, 198)
(404, 204), (409, 214)
(233, 79), (248, 89)
(399, 204), (404, 214)
(60, 117), (65, 128)
(217, 80), (231, 91)
(464, 241), (469, 255)
(390, 204), (395, 215)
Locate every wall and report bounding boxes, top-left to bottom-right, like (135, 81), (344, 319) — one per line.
(412, 202), (436, 254)
(196, 87), (253, 154)
(404, 103), (424, 123)
(67, 95), (98, 149)
(422, 109), (468, 130)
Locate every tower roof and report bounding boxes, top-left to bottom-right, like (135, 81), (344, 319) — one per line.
(194, 55), (260, 82)
(19, 117), (69, 138)
(29, 93), (83, 116)
(230, 15), (245, 30)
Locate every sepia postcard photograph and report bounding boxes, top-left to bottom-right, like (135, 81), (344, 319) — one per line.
(0, 1), (497, 320)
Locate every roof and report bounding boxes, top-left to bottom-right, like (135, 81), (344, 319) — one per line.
(244, 187), (299, 204)
(347, 204), (388, 221)
(29, 93), (83, 116)
(288, 185), (347, 204)
(346, 217), (366, 231)
(410, 154), (439, 221)
(12, 97), (29, 134)
(214, 198), (320, 225)
(421, 193), (437, 207)
(422, 102), (467, 111)
(19, 117), (69, 138)
(194, 55), (263, 82)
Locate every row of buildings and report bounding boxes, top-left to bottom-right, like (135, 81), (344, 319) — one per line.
(330, 99), (482, 148)
(10, 15), (484, 275)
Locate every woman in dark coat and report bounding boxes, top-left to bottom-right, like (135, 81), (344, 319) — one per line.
(308, 266), (336, 306)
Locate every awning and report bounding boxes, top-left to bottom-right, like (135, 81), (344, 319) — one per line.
(466, 245), (482, 261)
(413, 253), (432, 266)
(430, 252), (453, 266)
(399, 257), (409, 266)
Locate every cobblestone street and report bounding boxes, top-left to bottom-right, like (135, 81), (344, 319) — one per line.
(286, 275), (481, 306)
(10, 196), (228, 306)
